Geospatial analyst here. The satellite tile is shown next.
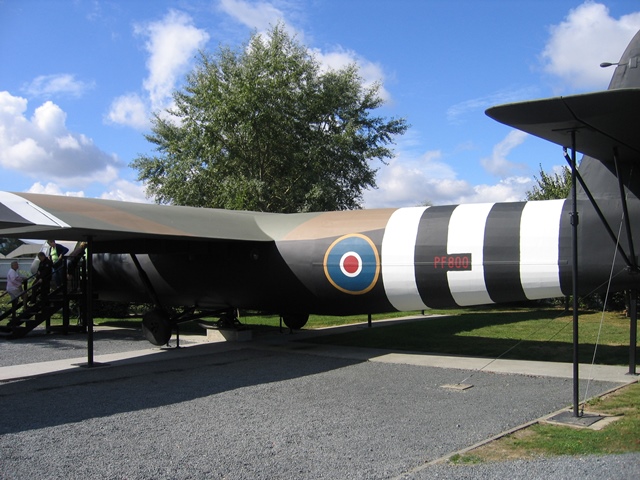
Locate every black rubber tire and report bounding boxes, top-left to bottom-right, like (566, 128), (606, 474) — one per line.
(141, 309), (172, 346)
(282, 313), (309, 330)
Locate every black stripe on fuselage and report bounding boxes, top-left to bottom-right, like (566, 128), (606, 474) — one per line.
(414, 205), (457, 308)
(483, 202), (528, 303)
(559, 200), (573, 297)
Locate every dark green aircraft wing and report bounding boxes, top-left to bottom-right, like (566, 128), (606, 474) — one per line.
(486, 88), (640, 163)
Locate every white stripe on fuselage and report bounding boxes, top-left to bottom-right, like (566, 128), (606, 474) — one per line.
(381, 207), (429, 311)
(447, 203), (494, 306)
(520, 200), (564, 299)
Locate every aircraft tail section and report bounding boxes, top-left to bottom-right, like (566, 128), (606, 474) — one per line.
(575, 155), (640, 202)
(576, 27), (640, 201)
(607, 29), (640, 90)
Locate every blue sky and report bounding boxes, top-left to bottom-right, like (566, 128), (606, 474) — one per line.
(1, 0), (640, 209)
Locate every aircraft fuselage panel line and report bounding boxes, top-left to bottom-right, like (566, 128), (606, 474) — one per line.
(447, 203), (494, 306)
(483, 202), (528, 304)
(381, 207), (429, 312)
(520, 200), (565, 300)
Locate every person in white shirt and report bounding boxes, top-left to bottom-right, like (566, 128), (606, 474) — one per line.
(7, 261), (25, 300)
(6, 261), (26, 320)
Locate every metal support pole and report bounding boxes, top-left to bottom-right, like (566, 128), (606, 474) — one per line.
(564, 152), (634, 268)
(570, 132), (580, 417)
(368, 313), (372, 328)
(614, 153), (638, 273)
(86, 236), (94, 367)
(61, 258), (69, 334)
(630, 289), (638, 375)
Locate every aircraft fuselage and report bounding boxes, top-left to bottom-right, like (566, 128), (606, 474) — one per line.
(92, 193), (639, 316)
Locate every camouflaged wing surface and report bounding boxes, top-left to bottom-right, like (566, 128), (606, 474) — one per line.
(0, 192), (277, 242)
(0, 191), (399, 247)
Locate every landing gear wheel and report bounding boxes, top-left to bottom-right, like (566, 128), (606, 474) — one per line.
(282, 313), (309, 330)
(216, 311), (241, 329)
(142, 308), (172, 346)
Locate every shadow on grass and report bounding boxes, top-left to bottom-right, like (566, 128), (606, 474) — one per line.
(307, 308), (635, 366)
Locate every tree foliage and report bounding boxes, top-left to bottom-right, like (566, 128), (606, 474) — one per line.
(131, 24), (408, 212)
(525, 164), (572, 200)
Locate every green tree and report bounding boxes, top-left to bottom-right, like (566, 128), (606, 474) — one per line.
(132, 24), (408, 213)
(525, 164), (572, 200)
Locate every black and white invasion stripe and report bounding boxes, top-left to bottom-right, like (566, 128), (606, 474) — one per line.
(381, 200), (566, 310)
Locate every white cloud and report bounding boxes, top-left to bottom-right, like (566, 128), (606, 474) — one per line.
(446, 87), (540, 124)
(219, 0), (287, 32)
(363, 150), (468, 208)
(100, 179), (150, 203)
(453, 176), (532, 205)
(137, 10), (210, 112)
(27, 182), (85, 197)
(22, 74), (95, 98)
(541, 1), (640, 90)
(107, 10), (209, 129)
(0, 91), (122, 188)
(364, 130), (537, 208)
(106, 93), (149, 129)
(313, 48), (391, 103)
(480, 130), (528, 177)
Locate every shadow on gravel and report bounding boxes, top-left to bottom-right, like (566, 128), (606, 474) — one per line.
(0, 346), (364, 435)
(0, 328), (152, 367)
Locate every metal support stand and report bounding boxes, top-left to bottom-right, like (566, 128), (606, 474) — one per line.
(368, 313), (372, 328)
(86, 236), (94, 366)
(614, 153), (638, 272)
(79, 237), (107, 368)
(630, 289), (638, 375)
(76, 237), (100, 367)
(569, 132), (581, 418)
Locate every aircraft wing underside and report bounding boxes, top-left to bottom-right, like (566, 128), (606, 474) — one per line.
(486, 88), (640, 164)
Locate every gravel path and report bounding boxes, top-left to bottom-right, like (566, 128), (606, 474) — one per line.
(0, 326), (181, 367)
(1, 326), (639, 479)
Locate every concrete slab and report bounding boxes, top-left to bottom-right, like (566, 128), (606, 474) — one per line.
(206, 328), (252, 342)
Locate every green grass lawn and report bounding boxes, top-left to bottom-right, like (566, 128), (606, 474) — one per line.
(453, 382), (640, 463)
(2, 294), (635, 366)
(91, 310), (421, 333)
(307, 306), (636, 365)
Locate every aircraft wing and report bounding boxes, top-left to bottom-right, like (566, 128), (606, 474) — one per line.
(485, 87), (640, 163)
(0, 191), (277, 251)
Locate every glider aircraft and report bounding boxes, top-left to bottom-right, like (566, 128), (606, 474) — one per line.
(1, 31), (640, 346)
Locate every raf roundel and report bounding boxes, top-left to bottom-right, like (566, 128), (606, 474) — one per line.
(324, 234), (380, 295)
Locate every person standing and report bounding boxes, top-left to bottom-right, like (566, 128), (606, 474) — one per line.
(47, 240), (68, 288)
(6, 261), (26, 319)
(31, 252), (53, 305)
